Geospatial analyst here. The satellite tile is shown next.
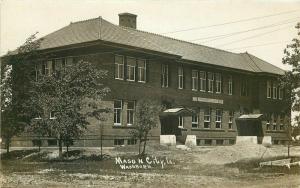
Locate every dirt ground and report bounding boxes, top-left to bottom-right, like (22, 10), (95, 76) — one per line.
(1, 143), (300, 188)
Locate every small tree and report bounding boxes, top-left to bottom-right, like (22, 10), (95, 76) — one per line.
(1, 33), (41, 154)
(29, 60), (110, 158)
(130, 99), (161, 156)
(280, 22), (300, 156)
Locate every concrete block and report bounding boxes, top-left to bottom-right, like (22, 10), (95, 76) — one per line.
(185, 135), (197, 147)
(262, 136), (272, 146)
(236, 136), (258, 144)
(160, 135), (176, 146)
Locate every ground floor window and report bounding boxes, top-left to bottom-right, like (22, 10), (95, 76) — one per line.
(192, 115), (198, 128)
(114, 100), (122, 126)
(228, 111), (234, 129)
(114, 139), (124, 146)
(216, 139), (224, 145)
(204, 108), (211, 129)
(204, 139), (212, 145)
(127, 101), (135, 126)
(273, 140), (279, 145)
(32, 139), (42, 146)
(127, 139), (137, 145)
(215, 109), (222, 129)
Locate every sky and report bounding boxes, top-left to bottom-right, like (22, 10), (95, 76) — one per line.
(1, 0), (300, 71)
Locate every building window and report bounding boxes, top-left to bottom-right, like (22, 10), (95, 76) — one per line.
(215, 109), (222, 129)
(204, 139), (212, 145)
(216, 139), (224, 145)
(127, 139), (137, 145)
(279, 87), (283, 100)
(228, 76), (233, 95)
(204, 108), (211, 128)
(50, 111), (56, 120)
(42, 61), (51, 76)
(266, 113), (271, 130)
(115, 55), (124, 80)
(273, 113), (278, 130)
(178, 116), (184, 128)
(215, 73), (222, 94)
(114, 139), (124, 146)
(47, 140), (57, 146)
(208, 72), (214, 93)
(161, 64), (169, 88)
(127, 57), (136, 81)
(267, 81), (272, 98)
(35, 64), (40, 81)
(200, 71), (206, 91)
(273, 83), (277, 99)
(127, 101), (135, 126)
(241, 80), (248, 96)
(178, 66), (184, 89)
(138, 59), (146, 83)
(114, 100), (122, 126)
(192, 115), (198, 128)
(32, 139), (42, 146)
(279, 114), (285, 130)
(192, 70), (198, 91)
(228, 111), (234, 129)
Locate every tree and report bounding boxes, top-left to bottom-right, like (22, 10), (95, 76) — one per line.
(130, 99), (161, 156)
(280, 22), (300, 156)
(28, 60), (110, 158)
(1, 33), (41, 154)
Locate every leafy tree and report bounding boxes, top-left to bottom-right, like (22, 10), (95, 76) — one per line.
(280, 22), (300, 156)
(130, 99), (161, 155)
(1, 33), (41, 154)
(28, 60), (110, 158)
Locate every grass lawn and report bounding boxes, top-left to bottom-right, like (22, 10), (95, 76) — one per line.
(1, 144), (300, 188)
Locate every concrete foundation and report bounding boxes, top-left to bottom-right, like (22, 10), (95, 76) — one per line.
(160, 135), (176, 146)
(185, 135), (197, 147)
(236, 136), (258, 144)
(262, 136), (272, 146)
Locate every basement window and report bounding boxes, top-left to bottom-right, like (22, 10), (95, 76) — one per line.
(216, 139), (224, 145)
(114, 139), (124, 146)
(127, 139), (137, 145)
(204, 139), (212, 145)
(47, 140), (57, 146)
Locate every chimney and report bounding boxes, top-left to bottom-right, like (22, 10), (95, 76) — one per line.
(118, 13), (137, 29)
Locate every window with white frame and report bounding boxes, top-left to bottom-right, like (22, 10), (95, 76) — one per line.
(208, 72), (214, 93)
(228, 111), (234, 129)
(273, 82), (278, 99)
(228, 76), (233, 95)
(178, 66), (184, 89)
(178, 116), (184, 128)
(279, 114), (284, 130)
(215, 73), (222, 93)
(204, 108), (211, 128)
(215, 109), (222, 129)
(273, 113), (278, 130)
(137, 59), (146, 82)
(279, 87), (283, 100)
(200, 71), (206, 91)
(50, 111), (56, 120)
(161, 64), (169, 87)
(114, 100), (122, 125)
(127, 57), (136, 81)
(115, 55), (124, 80)
(192, 70), (198, 91)
(267, 81), (272, 98)
(127, 101), (135, 126)
(42, 61), (51, 76)
(192, 115), (198, 128)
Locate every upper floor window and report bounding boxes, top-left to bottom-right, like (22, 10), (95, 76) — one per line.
(200, 71), (206, 92)
(267, 81), (272, 98)
(228, 111), (234, 129)
(279, 87), (283, 100)
(127, 101), (135, 126)
(114, 100), (122, 126)
(192, 70), (198, 91)
(228, 76), (233, 95)
(178, 66), (184, 89)
(178, 116), (184, 128)
(127, 57), (136, 81)
(115, 55), (124, 80)
(215, 109), (222, 129)
(215, 73), (222, 94)
(240, 80), (248, 96)
(207, 72), (214, 93)
(204, 108), (211, 128)
(137, 59), (146, 83)
(273, 83), (278, 99)
(161, 64), (169, 88)
(192, 115), (198, 128)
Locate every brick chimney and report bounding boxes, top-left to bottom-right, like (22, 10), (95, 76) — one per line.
(118, 13), (137, 29)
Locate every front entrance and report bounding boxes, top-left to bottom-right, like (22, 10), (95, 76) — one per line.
(160, 116), (182, 136)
